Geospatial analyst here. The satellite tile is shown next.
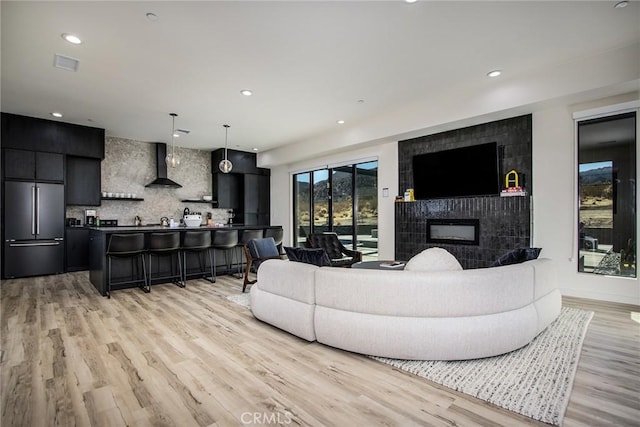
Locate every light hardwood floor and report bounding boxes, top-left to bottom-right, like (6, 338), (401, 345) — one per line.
(1, 272), (639, 426)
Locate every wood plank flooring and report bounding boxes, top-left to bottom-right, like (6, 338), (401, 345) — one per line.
(1, 272), (638, 426)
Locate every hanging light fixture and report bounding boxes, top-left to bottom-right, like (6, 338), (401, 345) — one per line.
(166, 113), (180, 168)
(219, 124), (233, 173)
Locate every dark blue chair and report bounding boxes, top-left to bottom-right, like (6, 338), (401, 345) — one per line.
(242, 237), (283, 292)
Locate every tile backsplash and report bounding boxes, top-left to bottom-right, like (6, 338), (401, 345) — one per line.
(66, 136), (231, 225)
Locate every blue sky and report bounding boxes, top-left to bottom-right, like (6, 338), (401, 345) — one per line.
(579, 160), (612, 173)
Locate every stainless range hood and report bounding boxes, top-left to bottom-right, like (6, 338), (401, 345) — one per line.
(145, 143), (182, 188)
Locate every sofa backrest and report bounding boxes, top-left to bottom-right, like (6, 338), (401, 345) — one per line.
(314, 258), (554, 317)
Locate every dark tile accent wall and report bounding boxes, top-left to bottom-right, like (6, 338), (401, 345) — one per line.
(396, 115), (532, 268)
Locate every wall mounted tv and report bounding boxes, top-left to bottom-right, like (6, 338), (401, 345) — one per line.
(412, 142), (500, 199)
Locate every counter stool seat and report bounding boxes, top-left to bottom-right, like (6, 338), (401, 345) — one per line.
(148, 232), (183, 288)
(211, 229), (239, 281)
(106, 233), (147, 298)
(182, 231), (214, 284)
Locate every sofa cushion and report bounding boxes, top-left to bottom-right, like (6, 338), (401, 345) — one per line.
(405, 247), (463, 272)
(492, 247), (542, 267)
(284, 246), (332, 267)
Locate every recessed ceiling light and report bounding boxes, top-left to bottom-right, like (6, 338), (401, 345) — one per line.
(487, 70), (502, 78)
(51, 112), (63, 118)
(252, 148), (259, 151)
(614, 1), (628, 8)
(337, 120), (345, 124)
(173, 132), (180, 138)
(405, 0), (418, 3)
(61, 33), (82, 45)
(240, 89), (253, 96)
(146, 12), (159, 21)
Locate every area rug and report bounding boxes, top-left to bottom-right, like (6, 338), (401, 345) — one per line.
(227, 292), (250, 308)
(372, 307), (593, 426)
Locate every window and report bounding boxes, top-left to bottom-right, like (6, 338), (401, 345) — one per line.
(293, 161), (378, 260)
(577, 112), (636, 277)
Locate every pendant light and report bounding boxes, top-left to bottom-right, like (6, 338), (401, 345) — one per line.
(166, 113), (180, 168)
(219, 124), (233, 173)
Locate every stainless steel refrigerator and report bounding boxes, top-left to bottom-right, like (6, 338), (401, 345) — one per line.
(3, 181), (65, 278)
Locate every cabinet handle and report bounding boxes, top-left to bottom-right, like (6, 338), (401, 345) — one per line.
(36, 186), (41, 235)
(9, 242), (60, 247)
(31, 186), (36, 235)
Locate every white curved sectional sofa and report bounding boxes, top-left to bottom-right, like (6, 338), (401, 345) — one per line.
(250, 258), (561, 360)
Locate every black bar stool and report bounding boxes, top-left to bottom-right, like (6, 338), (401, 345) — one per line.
(106, 233), (147, 298)
(182, 230), (214, 284)
(264, 228), (284, 254)
(147, 232), (183, 289)
(211, 229), (238, 280)
(235, 229), (265, 278)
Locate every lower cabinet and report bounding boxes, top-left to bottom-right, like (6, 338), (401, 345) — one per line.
(66, 227), (90, 271)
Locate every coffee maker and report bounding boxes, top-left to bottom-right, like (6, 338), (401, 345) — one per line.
(85, 209), (97, 226)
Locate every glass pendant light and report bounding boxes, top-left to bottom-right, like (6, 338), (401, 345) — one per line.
(219, 124), (233, 173)
(166, 113), (180, 168)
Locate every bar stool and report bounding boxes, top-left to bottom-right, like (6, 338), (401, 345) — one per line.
(211, 229), (238, 280)
(235, 229), (265, 278)
(106, 233), (147, 298)
(182, 230), (214, 284)
(147, 232), (183, 289)
(264, 228), (284, 254)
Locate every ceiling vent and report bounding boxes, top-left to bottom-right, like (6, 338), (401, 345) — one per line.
(54, 54), (79, 72)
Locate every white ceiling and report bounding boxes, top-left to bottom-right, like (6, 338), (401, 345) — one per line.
(2, 1), (639, 153)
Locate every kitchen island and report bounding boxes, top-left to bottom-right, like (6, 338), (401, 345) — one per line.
(88, 224), (283, 296)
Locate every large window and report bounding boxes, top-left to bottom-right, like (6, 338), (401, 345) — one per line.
(577, 111), (636, 277)
(293, 161), (378, 260)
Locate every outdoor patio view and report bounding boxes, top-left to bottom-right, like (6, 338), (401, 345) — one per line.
(293, 161), (378, 260)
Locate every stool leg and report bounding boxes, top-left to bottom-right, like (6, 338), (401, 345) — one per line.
(106, 256), (112, 299)
(207, 248), (215, 283)
(141, 254), (149, 293)
(176, 252), (185, 288)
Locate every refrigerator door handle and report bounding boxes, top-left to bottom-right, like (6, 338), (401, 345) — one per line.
(36, 186), (40, 235)
(31, 186), (36, 235)
(9, 242), (61, 247)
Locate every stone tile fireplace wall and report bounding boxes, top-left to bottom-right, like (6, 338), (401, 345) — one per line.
(396, 115), (532, 269)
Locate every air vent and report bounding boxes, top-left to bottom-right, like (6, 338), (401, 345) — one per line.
(54, 54), (79, 72)
(175, 128), (191, 135)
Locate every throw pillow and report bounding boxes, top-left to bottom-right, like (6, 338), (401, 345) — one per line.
(404, 247), (463, 272)
(284, 247), (332, 267)
(492, 247), (542, 267)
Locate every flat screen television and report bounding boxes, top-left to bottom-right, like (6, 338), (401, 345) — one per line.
(412, 142), (500, 199)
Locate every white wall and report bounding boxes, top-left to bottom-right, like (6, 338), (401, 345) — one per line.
(533, 94), (640, 305)
(263, 42), (640, 305)
(270, 142), (398, 260)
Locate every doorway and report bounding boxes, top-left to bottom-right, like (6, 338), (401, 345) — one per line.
(293, 160), (378, 259)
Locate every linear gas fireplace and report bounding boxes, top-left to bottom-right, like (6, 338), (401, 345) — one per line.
(426, 219), (480, 246)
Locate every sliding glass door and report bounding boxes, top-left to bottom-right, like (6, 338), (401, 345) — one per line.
(293, 160), (378, 259)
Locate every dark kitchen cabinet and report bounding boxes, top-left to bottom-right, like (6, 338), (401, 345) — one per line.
(211, 149), (271, 225)
(213, 173), (243, 210)
(1, 113), (105, 159)
(244, 174), (270, 225)
(3, 149), (64, 182)
(66, 156), (101, 205)
(66, 227), (90, 271)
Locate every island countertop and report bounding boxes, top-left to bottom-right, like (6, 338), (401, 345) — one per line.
(86, 224), (282, 233)
(87, 224), (283, 295)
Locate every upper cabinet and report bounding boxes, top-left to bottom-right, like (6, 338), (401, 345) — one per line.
(211, 149), (271, 225)
(3, 149), (64, 182)
(1, 113), (105, 159)
(66, 156), (101, 206)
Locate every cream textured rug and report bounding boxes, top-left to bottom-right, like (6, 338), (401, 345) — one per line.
(372, 307), (593, 426)
(227, 292), (251, 308)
